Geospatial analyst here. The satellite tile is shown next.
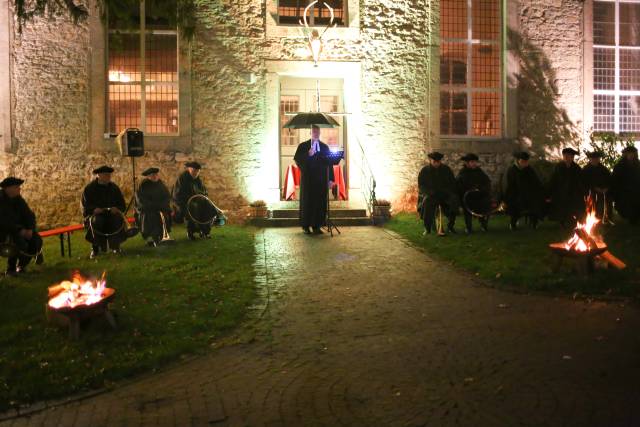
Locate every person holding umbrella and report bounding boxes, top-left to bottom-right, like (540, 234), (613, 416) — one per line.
(293, 125), (335, 235)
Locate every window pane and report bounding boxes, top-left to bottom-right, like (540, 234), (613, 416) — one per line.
(440, 42), (467, 85)
(109, 84), (142, 133)
(472, 92), (500, 136)
(593, 94), (614, 132)
(620, 95), (640, 132)
(146, 0), (174, 30)
(441, 0), (467, 39)
(594, 1), (615, 45)
(620, 3), (640, 46)
(441, 91), (468, 135)
(280, 95), (300, 146)
(145, 83), (178, 134)
(108, 33), (141, 83)
(594, 47), (615, 90)
(620, 49), (640, 91)
(472, 0), (500, 41)
(472, 44), (500, 89)
(278, 0), (345, 26)
(145, 33), (178, 83)
(108, 32), (141, 134)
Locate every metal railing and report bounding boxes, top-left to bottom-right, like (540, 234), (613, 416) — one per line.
(354, 132), (376, 215)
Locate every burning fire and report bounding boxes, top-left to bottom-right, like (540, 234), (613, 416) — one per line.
(564, 196), (602, 252)
(48, 271), (108, 309)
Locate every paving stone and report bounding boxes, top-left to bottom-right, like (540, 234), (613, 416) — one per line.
(3, 227), (640, 426)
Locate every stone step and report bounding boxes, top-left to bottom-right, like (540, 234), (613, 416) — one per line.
(249, 217), (373, 228)
(271, 208), (368, 219)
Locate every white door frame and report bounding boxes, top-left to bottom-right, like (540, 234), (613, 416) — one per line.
(256, 60), (362, 205)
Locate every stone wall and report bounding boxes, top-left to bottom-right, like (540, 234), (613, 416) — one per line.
(1, 0), (591, 227)
(514, 0), (585, 157)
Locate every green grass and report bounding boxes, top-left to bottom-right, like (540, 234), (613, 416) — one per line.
(0, 225), (257, 410)
(386, 213), (640, 297)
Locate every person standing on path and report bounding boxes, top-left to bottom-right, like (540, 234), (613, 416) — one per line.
(294, 125), (334, 235)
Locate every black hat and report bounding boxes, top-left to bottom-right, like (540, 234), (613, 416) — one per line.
(561, 147), (579, 156)
(586, 151), (603, 159)
(428, 152), (444, 161)
(93, 165), (114, 174)
(185, 161), (202, 169)
(142, 167), (160, 177)
(461, 153), (479, 162)
(0, 177), (24, 188)
(514, 151), (531, 160)
(622, 145), (638, 154)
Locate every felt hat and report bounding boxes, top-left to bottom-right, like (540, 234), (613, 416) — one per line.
(93, 165), (114, 174)
(561, 147), (579, 156)
(185, 161), (202, 169)
(514, 151), (531, 160)
(428, 152), (444, 161)
(142, 167), (160, 176)
(461, 153), (479, 162)
(0, 177), (24, 188)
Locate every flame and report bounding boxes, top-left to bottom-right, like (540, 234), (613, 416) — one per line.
(48, 271), (108, 309)
(564, 196), (602, 252)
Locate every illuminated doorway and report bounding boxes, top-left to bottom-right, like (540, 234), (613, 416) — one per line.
(279, 77), (347, 201)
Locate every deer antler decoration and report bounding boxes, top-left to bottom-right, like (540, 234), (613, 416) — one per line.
(299, 1), (337, 66)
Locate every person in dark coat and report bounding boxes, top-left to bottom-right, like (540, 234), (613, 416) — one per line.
(548, 147), (586, 227)
(136, 167), (172, 246)
(173, 161), (212, 240)
(504, 152), (545, 230)
(418, 152), (459, 235)
(456, 153), (491, 234)
(293, 125), (335, 235)
(582, 151), (612, 221)
(612, 146), (640, 224)
(82, 166), (127, 258)
(0, 177), (43, 276)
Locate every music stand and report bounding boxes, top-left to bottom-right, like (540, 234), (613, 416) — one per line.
(322, 150), (344, 237)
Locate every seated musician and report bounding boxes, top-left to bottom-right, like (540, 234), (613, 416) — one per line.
(504, 152), (545, 230)
(456, 153), (491, 234)
(612, 146), (640, 225)
(583, 151), (612, 220)
(418, 152), (459, 235)
(136, 167), (172, 247)
(0, 177), (43, 276)
(173, 161), (211, 240)
(82, 165), (127, 258)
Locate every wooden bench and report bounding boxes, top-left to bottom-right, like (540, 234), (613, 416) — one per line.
(40, 218), (136, 257)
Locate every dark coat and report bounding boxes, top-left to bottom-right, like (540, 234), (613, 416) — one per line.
(504, 164), (545, 217)
(582, 163), (612, 193)
(612, 158), (640, 220)
(418, 164), (457, 197)
(294, 139), (335, 228)
(548, 162), (586, 222)
(81, 180), (126, 218)
(456, 166), (491, 195)
(0, 190), (36, 236)
(136, 179), (172, 213)
(172, 171), (207, 208)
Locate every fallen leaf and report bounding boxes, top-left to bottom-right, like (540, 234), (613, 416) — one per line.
(498, 304), (509, 309)
(562, 355), (572, 360)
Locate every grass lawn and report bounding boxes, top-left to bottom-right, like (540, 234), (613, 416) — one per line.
(386, 213), (640, 298)
(0, 225), (257, 411)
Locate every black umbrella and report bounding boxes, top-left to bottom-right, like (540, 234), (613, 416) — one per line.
(283, 112), (341, 129)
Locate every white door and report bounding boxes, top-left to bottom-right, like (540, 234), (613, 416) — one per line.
(279, 77), (347, 200)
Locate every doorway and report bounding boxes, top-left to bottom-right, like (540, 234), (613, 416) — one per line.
(279, 77), (347, 201)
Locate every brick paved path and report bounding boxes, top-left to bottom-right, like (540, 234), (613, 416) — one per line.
(3, 227), (640, 426)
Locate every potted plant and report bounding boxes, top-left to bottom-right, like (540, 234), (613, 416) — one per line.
(372, 199), (391, 225)
(249, 200), (268, 218)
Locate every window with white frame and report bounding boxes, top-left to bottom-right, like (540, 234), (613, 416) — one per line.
(107, 2), (179, 136)
(440, 0), (502, 137)
(593, 0), (640, 133)
(277, 0), (346, 26)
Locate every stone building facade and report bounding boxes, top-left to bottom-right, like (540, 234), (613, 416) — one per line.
(0, 0), (630, 227)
